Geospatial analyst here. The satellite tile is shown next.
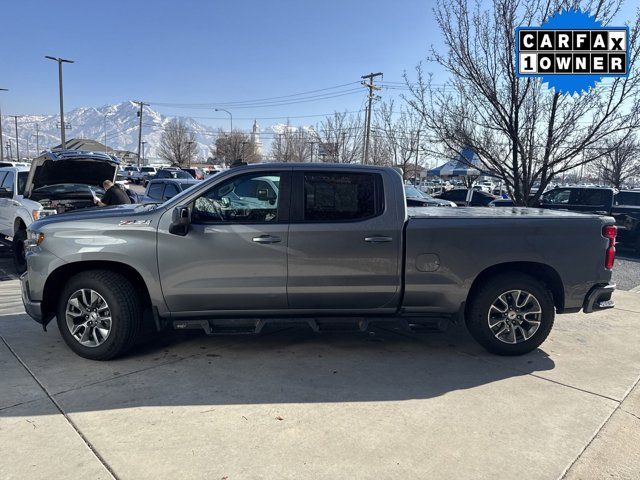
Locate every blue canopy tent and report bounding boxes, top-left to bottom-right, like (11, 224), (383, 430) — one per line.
(427, 148), (495, 205)
(427, 147), (482, 177)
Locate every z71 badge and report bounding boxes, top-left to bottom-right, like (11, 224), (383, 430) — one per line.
(119, 219), (152, 226)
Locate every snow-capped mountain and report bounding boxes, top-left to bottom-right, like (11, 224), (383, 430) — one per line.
(0, 101), (216, 161)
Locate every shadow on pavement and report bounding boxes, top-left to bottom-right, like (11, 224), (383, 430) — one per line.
(0, 315), (556, 416)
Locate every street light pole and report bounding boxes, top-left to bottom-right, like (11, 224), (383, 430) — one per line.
(0, 88), (7, 161)
(45, 56), (74, 149)
(215, 108), (233, 134)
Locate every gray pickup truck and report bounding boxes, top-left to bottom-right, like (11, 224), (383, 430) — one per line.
(21, 163), (617, 360)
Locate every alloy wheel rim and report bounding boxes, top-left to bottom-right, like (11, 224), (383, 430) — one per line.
(487, 289), (542, 344)
(65, 289), (112, 347)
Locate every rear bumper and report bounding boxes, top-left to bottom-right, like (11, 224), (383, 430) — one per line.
(583, 283), (616, 313)
(20, 272), (44, 323)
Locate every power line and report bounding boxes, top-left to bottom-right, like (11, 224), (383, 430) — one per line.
(145, 81), (361, 108)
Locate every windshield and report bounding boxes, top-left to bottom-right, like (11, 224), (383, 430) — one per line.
(141, 167), (155, 172)
(404, 185), (426, 198)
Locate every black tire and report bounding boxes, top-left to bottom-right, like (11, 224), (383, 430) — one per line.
(12, 229), (27, 274)
(56, 270), (142, 360)
(466, 273), (555, 355)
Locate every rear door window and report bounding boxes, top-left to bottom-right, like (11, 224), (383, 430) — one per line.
(575, 189), (608, 207)
(303, 172), (381, 222)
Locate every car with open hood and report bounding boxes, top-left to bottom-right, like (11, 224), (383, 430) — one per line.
(0, 149), (120, 272)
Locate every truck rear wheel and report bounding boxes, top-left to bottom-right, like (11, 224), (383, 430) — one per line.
(56, 270), (142, 360)
(466, 273), (555, 355)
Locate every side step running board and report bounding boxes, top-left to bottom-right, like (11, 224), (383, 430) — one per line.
(171, 316), (449, 335)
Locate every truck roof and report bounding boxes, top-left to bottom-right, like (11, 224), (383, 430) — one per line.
(229, 162), (396, 173)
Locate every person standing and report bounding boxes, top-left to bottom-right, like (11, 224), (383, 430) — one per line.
(95, 180), (131, 206)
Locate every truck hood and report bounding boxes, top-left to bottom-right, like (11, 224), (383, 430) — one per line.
(25, 154), (119, 198)
(29, 203), (157, 229)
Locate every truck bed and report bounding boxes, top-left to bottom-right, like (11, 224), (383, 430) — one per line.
(403, 207), (613, 315)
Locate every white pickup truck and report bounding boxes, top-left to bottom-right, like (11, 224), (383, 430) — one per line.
(0, 150), (120, 272)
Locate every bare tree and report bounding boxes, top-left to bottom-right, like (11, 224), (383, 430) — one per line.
(405, 0), (640, 205)
(158, 118), (198, 167)
(595, 134), (640, 188)
(313, 112), (365, 163)
(376, 100), (423, 179)
(212, 129), (261, 165)
(271, 123), (313, 162)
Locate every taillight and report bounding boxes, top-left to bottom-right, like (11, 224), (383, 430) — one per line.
(603, 225), (617, 270)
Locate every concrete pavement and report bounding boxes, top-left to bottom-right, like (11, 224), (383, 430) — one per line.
(1, 282), (639, 479)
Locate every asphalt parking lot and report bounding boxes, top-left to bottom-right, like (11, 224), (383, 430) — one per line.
(1, 242), (639, 479)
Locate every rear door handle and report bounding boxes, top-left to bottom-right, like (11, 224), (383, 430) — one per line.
(364, 236), (393, 243)
(252, 235), (281, 244)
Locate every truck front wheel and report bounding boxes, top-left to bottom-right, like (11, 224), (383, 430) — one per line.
(12, 229), (27, 274)
(466, 273), (555, 355)
(56, 270), (142, 360)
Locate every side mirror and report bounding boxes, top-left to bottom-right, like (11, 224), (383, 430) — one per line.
(169, 206), (190, 236)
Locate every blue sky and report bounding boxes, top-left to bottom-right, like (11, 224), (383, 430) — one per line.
(0, 0), (636, 130)
(0, 0), (438, 129)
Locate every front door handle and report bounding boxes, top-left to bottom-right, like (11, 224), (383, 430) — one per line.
(252, 235), (281, 244)
(364, 236), (393, 243)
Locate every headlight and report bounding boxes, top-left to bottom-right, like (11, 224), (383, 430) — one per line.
(32, 209), (57, 221)
(25, 231), (45, 248)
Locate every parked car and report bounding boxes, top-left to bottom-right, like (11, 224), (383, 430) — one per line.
(488, 198), (515, 207)
(539, 187), (640, 253)
(22, 163), (615, 360)
(434, 188), (497, 206)
(404, 185), (456, 207)
(121, 166), (139, 182)
(182, 167), (205, 180)
(141, 178), (199, 203)
(155, 169), (194, 180)
(138, 166), (158, 186)
(0, 150), (120, 271)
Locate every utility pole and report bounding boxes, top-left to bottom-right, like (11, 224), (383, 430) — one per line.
(308, 141), (317, 163)
(35, 123), (40, 156)
(0, 88), (7, 161)
(45, 56), (74, 149)
(104, 115), (108, 152)
(9, 116), (20, 160)
(134, 101), (148, 168)
(141, 141), (147, 165)
(361, 72), (383, 164)
(6, 141), (12, 161)
(215, 108), (233, 134)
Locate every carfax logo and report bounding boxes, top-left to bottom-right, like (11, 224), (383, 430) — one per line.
(515, 9), (630, 94)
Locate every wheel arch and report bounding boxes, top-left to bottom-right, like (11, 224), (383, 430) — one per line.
(41, 260), (153, 320)
(13, 216), (27, 234)
(467, 262), (565, 312)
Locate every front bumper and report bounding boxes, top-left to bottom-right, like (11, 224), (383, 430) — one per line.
(583, 283), (616, 313)
(20, 272), (45, 324)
